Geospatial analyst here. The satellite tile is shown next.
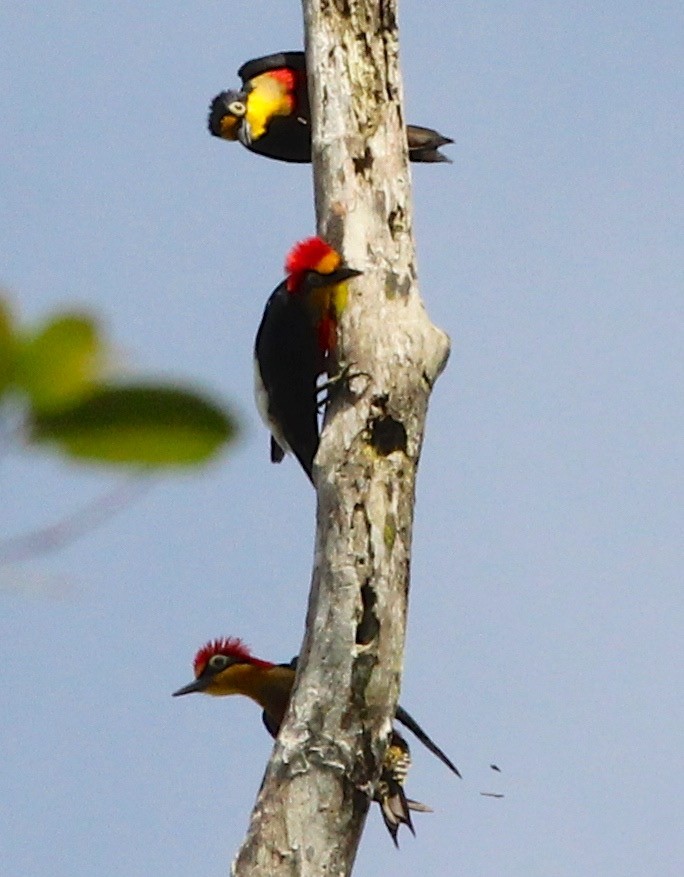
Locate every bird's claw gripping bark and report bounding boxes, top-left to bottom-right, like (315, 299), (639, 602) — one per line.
(317, 362), (371, 410)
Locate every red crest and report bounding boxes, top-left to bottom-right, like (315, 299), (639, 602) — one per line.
(192, 637), (273, 677)
(285, 236), (341, 293)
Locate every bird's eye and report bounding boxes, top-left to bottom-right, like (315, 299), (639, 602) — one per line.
(302, 270), (326, 289)
(209, 654), (229, 670)
(227, 100), (246, 117)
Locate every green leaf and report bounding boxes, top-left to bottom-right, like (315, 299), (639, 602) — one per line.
(17, 313), (103, 411)
(30, 385), (237, 466)
(0, 297), (16, 398)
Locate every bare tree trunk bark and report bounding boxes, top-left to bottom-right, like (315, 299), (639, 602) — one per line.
(232, 1), (450, 875)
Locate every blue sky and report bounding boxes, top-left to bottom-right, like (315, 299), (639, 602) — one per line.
(1, 3), (682, 875)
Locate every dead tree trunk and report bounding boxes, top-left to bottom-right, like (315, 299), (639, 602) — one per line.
(232, 1), (450, 875)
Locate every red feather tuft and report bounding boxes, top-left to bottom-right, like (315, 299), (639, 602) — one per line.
(285, 236), (339, 293)
(265, 67), (299, 93)
(285, 236), (335, 274)
(317, 313), (338, 353)
(192, 637), (274, 677)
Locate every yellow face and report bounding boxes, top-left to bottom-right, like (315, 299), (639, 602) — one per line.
(198, 662), (294, 720)
(306, 250), (346, 319)
(307, 275), (351, 354)
(201, 662), (264, 697)
(217, 114), (240, 141)
(315, 249), (341, 276)
(310, 279), (348, 320)
(244, 73), (294, 140)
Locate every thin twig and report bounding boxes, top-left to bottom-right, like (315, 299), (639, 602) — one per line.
(0, 475), (153, 563)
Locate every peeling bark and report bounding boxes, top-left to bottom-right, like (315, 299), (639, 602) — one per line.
(232, 1), (449, 875)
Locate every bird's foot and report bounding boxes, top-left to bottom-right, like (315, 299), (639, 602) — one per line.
(317, 362), (371, 410)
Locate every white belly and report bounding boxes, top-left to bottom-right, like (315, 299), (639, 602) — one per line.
(253, 357), (290, 455)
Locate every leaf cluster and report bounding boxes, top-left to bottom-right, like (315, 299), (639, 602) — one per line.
(0, 297), (236, 467)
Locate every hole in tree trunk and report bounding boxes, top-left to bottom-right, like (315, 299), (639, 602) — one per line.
(369, 415), (407, 456)
(356, 581), (379, 645)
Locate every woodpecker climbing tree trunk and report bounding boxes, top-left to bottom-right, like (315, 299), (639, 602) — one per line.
(232, 2), (450, 875)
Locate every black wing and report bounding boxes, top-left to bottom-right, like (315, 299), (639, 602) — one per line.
(238, 51), (307, 83)
(254, 284), (319, 482)
(261, 709), (280, 739)
(242, 115), (312, 163)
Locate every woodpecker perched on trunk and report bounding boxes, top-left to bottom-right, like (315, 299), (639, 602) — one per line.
(208, 51), (453, 164)
(173, 637), (460, 845)
(254, 236), (361, 482)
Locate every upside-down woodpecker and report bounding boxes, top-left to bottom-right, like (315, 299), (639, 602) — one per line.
(208, 51), (453, 164)
(254, 236), (361, 482)
(173, 637), (460, 845)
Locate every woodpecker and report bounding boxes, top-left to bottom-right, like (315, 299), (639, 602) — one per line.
(208, 51), (453, 164)
(254, 236), (361, 482)
(173, 637), (460, 845)
(378, 731), (432, 844)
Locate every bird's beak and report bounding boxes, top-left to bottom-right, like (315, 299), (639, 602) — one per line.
(337, 267), (362, 282)
(172, 678), (207, 697)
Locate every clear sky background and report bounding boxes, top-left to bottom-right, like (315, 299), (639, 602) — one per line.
(2, 3), (682, 876)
